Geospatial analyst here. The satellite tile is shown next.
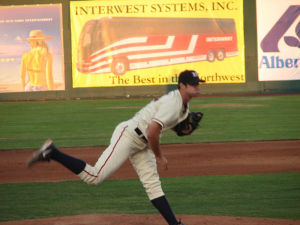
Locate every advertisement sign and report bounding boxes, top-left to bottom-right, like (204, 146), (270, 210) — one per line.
(0, 4), (64, 93)
(70, 0), (245, 87)
(257, 0), (300, 81)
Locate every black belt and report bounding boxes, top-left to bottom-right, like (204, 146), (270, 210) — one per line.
(135, 127), (148, 143)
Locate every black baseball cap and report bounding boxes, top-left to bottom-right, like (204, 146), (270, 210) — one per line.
(178, 70), (205, 85)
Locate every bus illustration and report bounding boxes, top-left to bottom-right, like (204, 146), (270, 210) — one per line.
(77, 17), (238, 75)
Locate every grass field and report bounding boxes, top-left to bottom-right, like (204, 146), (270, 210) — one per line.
(0, 95), (300, 150)
(0, 94), (299, 222)
(1, 173), (300, 222)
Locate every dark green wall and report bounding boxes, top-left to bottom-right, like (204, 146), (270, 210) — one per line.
(1, 0), (299, 101)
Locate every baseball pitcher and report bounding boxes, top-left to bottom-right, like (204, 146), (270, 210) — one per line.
(27, 70), (205, 225)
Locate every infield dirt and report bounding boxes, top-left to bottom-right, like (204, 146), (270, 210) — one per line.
(1, 140), (300, 225)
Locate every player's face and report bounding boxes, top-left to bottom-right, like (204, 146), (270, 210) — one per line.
(185, 84), (200, 97)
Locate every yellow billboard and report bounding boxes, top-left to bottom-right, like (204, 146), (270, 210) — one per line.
(70, 0), (245, 87)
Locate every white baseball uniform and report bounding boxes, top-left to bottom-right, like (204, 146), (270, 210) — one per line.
(78, 89), (189, 200)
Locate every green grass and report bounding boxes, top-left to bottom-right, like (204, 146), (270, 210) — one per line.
(0, 99), (146, 150)
(0, 173), (299, 222)
(163, 94), (300, 144)
(0, 95), (300, 150)
(1, 95), (299, 223)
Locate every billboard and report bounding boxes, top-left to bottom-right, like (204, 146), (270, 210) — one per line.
(257, 0), (300, 81)
(0, 4), (65, 93)
(70, 0), (245, 87)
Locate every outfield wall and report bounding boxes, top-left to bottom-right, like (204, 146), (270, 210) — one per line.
(0, 0), (299, 101)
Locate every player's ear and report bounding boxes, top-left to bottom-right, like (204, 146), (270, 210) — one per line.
(178, 82), (186, 90)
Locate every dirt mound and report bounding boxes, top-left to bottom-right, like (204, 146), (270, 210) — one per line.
(1, 214), (300, 225)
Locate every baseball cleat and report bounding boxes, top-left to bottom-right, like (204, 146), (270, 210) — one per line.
(178, 220), (185, 225)
(27, 139), (54, 167)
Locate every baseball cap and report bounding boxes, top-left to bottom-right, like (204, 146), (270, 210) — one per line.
(178, 70), (205, 85)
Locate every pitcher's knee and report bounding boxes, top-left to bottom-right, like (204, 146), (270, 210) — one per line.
(144, 181), (164, 200)
(78, 164), (104, 185)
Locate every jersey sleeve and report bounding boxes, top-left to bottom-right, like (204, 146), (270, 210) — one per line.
(152, 99), (180, 128)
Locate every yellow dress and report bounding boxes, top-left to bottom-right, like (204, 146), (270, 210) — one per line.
(21, 47), (53, 91)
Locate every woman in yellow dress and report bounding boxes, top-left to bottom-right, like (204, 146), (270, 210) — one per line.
(21, 30), (54, 91)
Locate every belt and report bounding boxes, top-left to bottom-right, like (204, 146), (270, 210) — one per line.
(135, 127), (148, 143)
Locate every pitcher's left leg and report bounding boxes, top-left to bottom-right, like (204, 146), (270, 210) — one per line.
(130, 148), (179, 225)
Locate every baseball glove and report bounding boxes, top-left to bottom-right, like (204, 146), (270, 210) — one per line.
(173, 112), (204, 136)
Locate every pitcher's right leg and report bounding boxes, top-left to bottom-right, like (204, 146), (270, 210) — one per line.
(78, 124), (133, 185)
(27, 139), (86, 175)
(28, 123), (133, 186)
